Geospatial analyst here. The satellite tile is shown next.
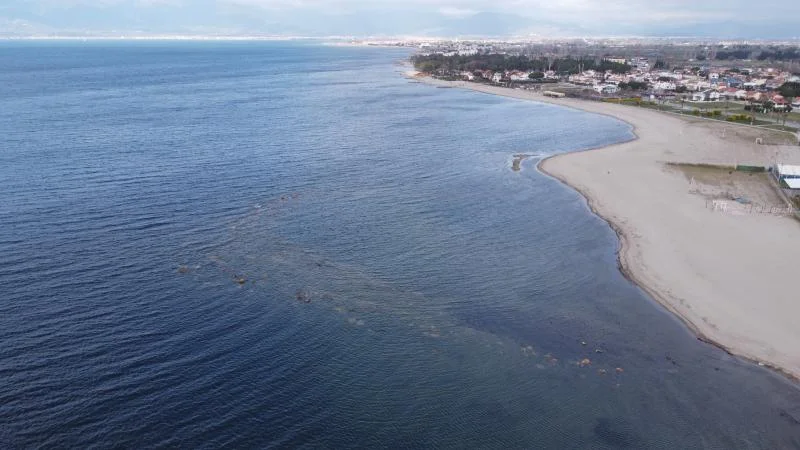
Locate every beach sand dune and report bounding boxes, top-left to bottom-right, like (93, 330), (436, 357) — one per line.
(420, 77), (800, 380)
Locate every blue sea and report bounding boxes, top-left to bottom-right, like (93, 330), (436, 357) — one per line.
(1, 41), (799, 448)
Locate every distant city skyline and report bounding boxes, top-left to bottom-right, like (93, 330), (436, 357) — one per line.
(1, 0), (799, 38)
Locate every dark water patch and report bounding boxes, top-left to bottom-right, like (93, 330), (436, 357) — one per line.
(594, 417), (640, 448)
(1, 41), (800, 449)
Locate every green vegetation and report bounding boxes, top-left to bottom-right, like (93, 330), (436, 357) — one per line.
(713, 45), (800, 61)
(777, 82), (800, 98)
(411, 54), (631, 75)
(528, 71), (545, 80)
(726, 113), (753, 123)
(757, 47), (800, 61)
(735, 165), (766, 173)
(715, 48), (752, 60)
(687, 101), (741, 110)
(603, 97), (649, 106)
(618, 81), (648, 90)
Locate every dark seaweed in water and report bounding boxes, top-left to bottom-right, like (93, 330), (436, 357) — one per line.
(594, 418), (638, 448)
(4, 42), (800, 449)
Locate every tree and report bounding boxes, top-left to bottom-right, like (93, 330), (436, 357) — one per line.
(528, 71), (545, 80)
(619, 81), (648, 90)
(653, 60), (667, 69)
(777, 82), (800, 98)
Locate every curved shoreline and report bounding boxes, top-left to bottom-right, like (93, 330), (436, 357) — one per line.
(538, 154), (798, 383)
(413, 75), (800, 382)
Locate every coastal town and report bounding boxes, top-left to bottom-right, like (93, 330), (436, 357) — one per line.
(412, 40), (800, 131)
(412, 40), (800, 200)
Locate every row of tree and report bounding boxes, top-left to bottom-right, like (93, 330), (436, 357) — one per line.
(711, 46), (800, 62)
(777, 82), (800, 98)
(411, 53), (632, 76)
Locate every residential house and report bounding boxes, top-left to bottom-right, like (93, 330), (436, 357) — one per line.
(745, 91), (764, 103)
(593, 84), (619, 95)
(720, 87), (739, 99)
(492, 72), (504, 83)
(724, 77), (743, 88)
(771, 94), (788, 110)
(653, 81), (676, 91)
(509, 71), (530, 82)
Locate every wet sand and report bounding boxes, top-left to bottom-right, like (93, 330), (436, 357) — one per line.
(415, 75), (800, 380)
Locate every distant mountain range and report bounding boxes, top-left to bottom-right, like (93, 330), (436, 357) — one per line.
(0, 2), (798, 40)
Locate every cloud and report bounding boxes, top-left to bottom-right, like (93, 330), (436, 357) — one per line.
(2, 0), (799, 37)
(438, 7), (478, 18)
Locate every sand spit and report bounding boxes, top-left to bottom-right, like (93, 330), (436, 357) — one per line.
(416, 76), (800, 380)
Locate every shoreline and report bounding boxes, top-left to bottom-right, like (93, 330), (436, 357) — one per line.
(412, 73), (800, 382)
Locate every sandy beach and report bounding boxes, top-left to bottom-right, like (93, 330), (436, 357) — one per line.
(414, 74), (800, 380)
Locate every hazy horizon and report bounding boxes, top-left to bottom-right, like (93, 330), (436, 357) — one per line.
(1, 0), (799, 39)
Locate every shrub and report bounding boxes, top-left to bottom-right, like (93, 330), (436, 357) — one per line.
(726, 114), (752, 123)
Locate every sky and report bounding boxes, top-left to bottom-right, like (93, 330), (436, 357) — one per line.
(1, 0), (799, 38)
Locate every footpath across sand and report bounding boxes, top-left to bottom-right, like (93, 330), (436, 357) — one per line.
(415, 75), (800, 380)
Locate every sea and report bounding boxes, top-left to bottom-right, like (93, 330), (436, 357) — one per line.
(1, 41), (799, 449)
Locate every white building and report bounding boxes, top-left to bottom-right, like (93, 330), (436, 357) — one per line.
(593, 84), (619, 94)
(774, 164), (800, 190)
(509, 71), (530, 81)
(691, 89), (719, 101)
(492, 72), (503, 83)
(653, 81), (676, 91)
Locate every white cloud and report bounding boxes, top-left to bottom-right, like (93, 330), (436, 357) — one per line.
(4, 0), (800, 36)
(438, 6), (478, 18)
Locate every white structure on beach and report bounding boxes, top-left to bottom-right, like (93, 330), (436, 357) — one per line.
(773, 164), (800, 189)
(593, 84), (619, 94)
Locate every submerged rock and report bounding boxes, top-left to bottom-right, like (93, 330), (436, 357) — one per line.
(295, 289), (312, 303)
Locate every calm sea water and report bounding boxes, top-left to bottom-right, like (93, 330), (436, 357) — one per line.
(1, 41), (799, 449)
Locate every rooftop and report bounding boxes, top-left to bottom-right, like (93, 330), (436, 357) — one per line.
(776, 164), (800, 177)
